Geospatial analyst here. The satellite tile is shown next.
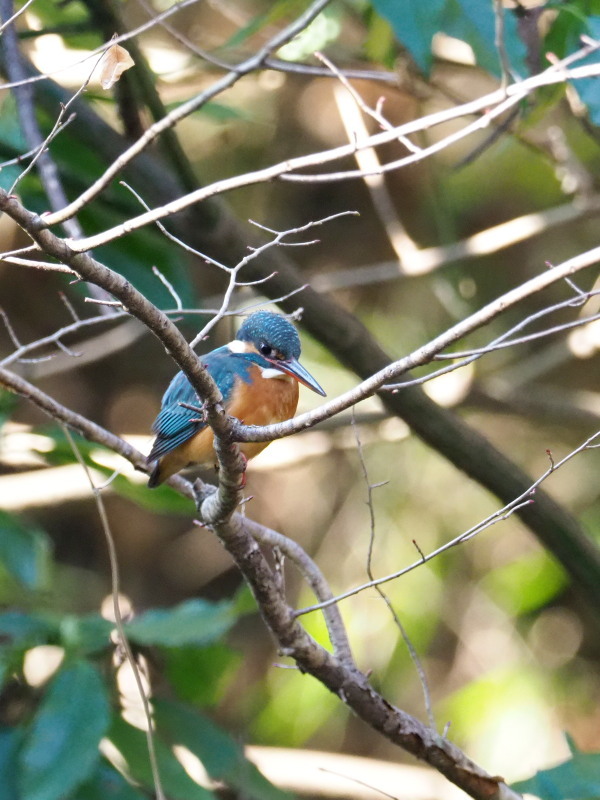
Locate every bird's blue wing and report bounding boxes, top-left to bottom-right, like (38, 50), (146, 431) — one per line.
(148, 348), (250, 461)
(148, 371), (203, 461)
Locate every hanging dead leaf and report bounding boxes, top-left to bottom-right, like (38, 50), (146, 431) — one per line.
(100, 43), (135, 90)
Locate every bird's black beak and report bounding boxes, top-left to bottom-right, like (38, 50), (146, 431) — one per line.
(277, 357), (326, 396)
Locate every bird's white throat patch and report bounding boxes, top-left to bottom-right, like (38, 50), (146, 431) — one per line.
(260, 367), (291, 381)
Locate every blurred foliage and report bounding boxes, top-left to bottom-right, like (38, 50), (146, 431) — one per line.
(0, 1), (599, 799)
(0, 509), (286, 800)
(371, 0), (527, 75)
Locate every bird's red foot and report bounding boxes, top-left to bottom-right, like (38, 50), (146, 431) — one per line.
(239, 452), (248, 487)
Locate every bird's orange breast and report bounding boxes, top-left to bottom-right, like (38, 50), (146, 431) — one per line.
(226, 364), (299, 458)
(153, 366), (299, 484)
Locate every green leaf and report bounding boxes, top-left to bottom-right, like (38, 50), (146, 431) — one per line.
(126, 599), (236, 647)
(365, 13), (396, 67)
(442, 0), (527, 77)
(0, 725), (21, 800)
(33, 424), (196, 515)
(15, 14), (99, 50)
(545, 0), (600, 61)
(277, 6), (341, 61)
(0, 390), (18, 430)
(371, 0), (446, 72)
(0, 647), (10, 688)
(14, 111), (194, 308)
(59, 614), (114, 655)
(18, 660), (110, 800)
(512, 735), (600, 799)
(0, 96), (25, 190)
(372, 0), (527, 76)
(72, 761), (148, 800)
(482, 551), (567, 615)
(223, 1), (303, 50)
(0, 95), (24, 150)
(175, 101), (250, 122)
(107, 715), (214, 800)
(544, 6), (600, 125)
(568, 16), (600, 125)
(155, 699), (292, 800)
(165, 643), (242, 707)
(0, 512), (51, 591)
(32, 426), (101, 467)
(24, 0), (90, 32)
(33, 431), (194, 515)
(104, 472), (195, 516)
(0, 611), (56, 643)
(94, 227), (194, 310)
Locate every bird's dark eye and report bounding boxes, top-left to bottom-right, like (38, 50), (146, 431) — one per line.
(259, 343), (274, 357)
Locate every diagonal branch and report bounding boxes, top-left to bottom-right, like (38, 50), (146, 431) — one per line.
(42, 0), (335, 227)
(2, 13), (600, 623)
(49, 50), (600, 251)
(0, 187), (244, 525)
(243, 265), (600, 616)
(0, 365), (520, 800)
(231, 247), (600, 443)
(0, 364), (354, 664)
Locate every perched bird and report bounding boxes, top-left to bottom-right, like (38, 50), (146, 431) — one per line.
(147, 311), (326, 487)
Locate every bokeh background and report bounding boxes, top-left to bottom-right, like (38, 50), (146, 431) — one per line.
(0, 0), (599, 795)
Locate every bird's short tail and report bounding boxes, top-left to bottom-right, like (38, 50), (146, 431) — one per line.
(147, 460), (163, 488)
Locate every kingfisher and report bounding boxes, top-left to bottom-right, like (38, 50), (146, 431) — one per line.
(147, 311), (326, 487)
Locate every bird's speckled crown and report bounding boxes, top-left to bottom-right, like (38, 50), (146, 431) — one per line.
(236, 311), (301, 360)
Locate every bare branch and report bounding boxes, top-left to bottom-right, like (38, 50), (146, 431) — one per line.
(297, 429), (600, 616)
(351, 411), (434, 728)
(0, 187), (245, 524)
(42, 0), (335, 227)
(47, 46), (600, 247)
(0, 256), (76, 273)
(0, 0), (35, 34)
(493, 0), (512, 89)
(0, 362), (521, 799)
(151, 266), (183, 311)
(64, 428), (166, 800)
(0, 0), (203, 92)
(234, 246), (600, 443)
(243, 520), (355, 667)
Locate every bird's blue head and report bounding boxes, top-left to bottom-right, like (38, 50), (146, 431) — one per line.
(237, 311), (301, 360)
(235, 311), (325, 396)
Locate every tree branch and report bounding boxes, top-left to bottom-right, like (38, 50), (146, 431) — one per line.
(41, 0), (334, 227)
(48, 49), (600, 249)
(0, 363), (520, 800)
(0, 187), (246, 524)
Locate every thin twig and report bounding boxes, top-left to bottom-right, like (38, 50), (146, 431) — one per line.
(0, 314), (129, 368)
(42, 0), (335, 228)
(382, 291), (600, 389)
(433, 310), (600, 360)
(62, 427), (166, 800)
(232, 246), (600, 444)
(188, 212), (357, 348)
(246, 520), (355, 666)
(0, 0), (203, 91)
(59, 53), (600, 252)
(0, 0), (35, 33)
(493, 0), (512, 89)
(151, 266), (183, 311)
(297, 429), (600, 616)
(351, 410), (434, 728)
